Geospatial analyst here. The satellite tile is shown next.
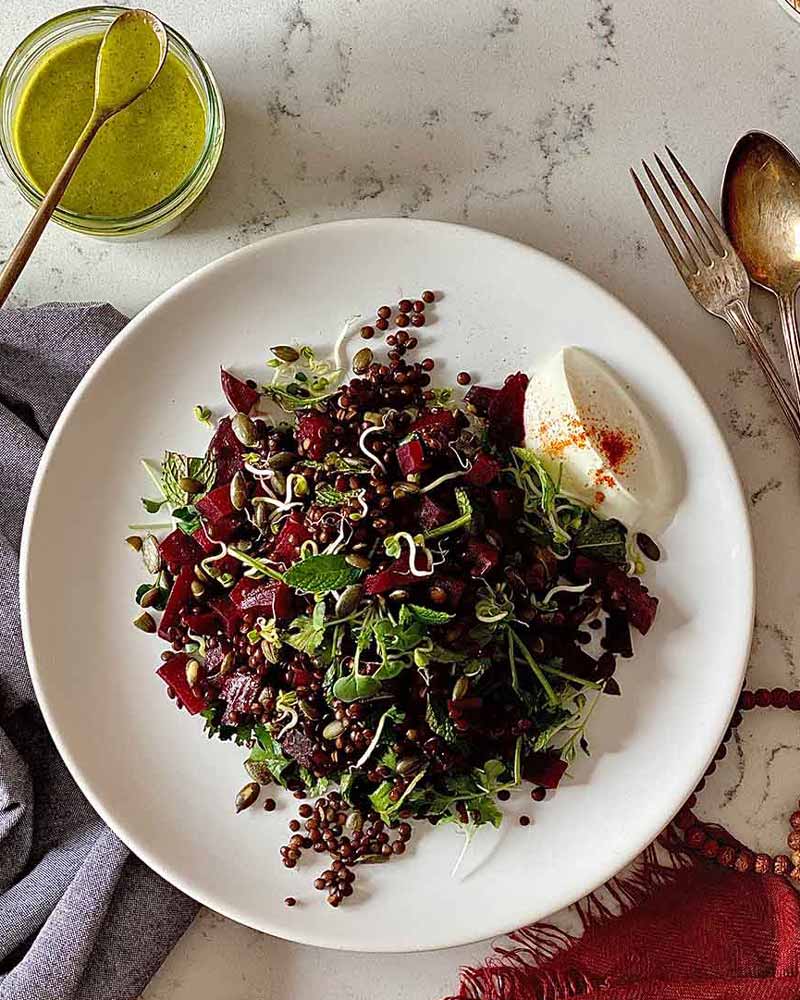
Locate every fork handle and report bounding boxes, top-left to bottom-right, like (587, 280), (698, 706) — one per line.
(723, 299), (800, 446)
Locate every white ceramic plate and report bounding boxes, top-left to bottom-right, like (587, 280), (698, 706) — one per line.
(21, 219), (753, 952)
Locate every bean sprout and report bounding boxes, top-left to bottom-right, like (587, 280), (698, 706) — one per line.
(419, 469), (467, 494)
(333, 315), (363, 373)
(358, 423), (387, 473)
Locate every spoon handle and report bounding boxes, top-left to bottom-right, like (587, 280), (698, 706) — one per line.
(0, 115), (104, 308)
(776, 292), (800, 404)
(724, 299), (800, 446)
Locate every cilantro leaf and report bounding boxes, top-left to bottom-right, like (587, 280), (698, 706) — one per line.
(247, 725), (293, 785)
(284, 554), (362, 594)
(285, 614), (327, 654)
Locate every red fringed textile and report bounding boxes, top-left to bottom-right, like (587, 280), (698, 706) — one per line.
(449, 838), (800, 999)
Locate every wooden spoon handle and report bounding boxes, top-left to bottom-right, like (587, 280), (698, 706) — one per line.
(0, 115), (104, 308)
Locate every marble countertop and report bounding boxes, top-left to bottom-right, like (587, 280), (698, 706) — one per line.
(3, 0), (800, 996)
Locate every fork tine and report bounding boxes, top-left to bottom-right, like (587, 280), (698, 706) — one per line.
(653, 153), (717, 263)
(630, 167), (691, 281)
(664, 146), (729, 255)
(641, 159), (707, 269)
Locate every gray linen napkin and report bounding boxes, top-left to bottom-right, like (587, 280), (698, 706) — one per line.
(0, 304), (198, 1000)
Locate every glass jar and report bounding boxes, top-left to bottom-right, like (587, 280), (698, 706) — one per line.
(0, 6), (225, 240)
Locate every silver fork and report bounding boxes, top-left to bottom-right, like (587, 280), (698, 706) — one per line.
(631, 147), (800, 445)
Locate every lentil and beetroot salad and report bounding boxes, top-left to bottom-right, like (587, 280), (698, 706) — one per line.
(128, 291), (659, 908)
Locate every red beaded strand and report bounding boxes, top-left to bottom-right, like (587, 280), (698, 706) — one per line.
(673, 688), (800, 882)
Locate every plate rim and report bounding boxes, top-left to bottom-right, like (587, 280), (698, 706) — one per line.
(19, 217), (755, 951)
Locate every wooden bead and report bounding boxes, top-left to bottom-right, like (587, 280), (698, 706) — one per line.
(792, 850), (800, 868)
(773, 855), (791, 876)
(718, 845), (736, 868)
(791, 811), (800, 831)
(686, 826), (706, 849)
(702, 839), (720, 859)
(754, 853), (772, 874)
(788, 830), (800, 851)
(791, 867), (800, 882)
(734, 851), (753, 873)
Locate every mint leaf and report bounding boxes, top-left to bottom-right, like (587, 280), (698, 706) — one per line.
(284, 554), (362, 594)
(172, 505), (201, 535)
(161, 451), (216, 506)
(425, 696), (458, 743)
(573, 511), (627, 564)
(407, 604), (455, 624)
(141, 497), (166, 513)
(333, 672), (381, 702)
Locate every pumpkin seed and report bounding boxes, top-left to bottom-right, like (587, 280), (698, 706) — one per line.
(358, 854), (390, 864)
(352, 347), (373, 374)
(396, 755), (423, 776)
(218, 651), (235, 677)
(293, 475), (309, 497)
(190, 580), (206, 598)
(452, 676), (470, 701)
(141, 534), (161, 574)
(345, 810), (363, 835)
(258, 684), (275, 707)
(133, 611), (156, 633)
(229, 471), (247, 510)
(126, 535), (143, 552)
(389, 588), (410, 601)
(235, 782), (260, 813)
(185, 659), (201, 689)
(636, 532), (661, 562)
(232, 412), (258, 446)
(245, 759), (273, 785)
(267, 451), (297, 470)
(140, 586), (161, 608)
(271, 345), (300, 363)
(179, 476), (205, 494)
(270, 470), (287, 495)
(322, 720), (345, 740)
(299, 699), (321, 719)
(335, 584), (363, 616)
(363, 411), (384, 425)
(392, 482), (419, 499)
(345, 553), (370, 570)
(194, 564), (210, 584)
(254, 503), (270, 530)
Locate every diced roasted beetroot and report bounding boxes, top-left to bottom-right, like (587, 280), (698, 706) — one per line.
(208, 515), (241, 544)
(159, 529), (203, 575)
(208, 417), (244, 487)
(364, 555), (414, 595)
(573, 557), (658, 635)
(466, 451), (502, 486)
(183, 611), (220, 636)
(230, 578), (293, 620)
(562, 645), (601, 680)
(269, 511), (312, 565)
(196, 484), (236, 524)
(281, 728), (316, 768)
(491, 487), (521, 522)
(156, 653), (207, 715)
(204, 644), (226, 677)
(192, 525), (219, 554)
(157, 565), (195, 640)
(220, 673), (261, 723)
(208, 596), (241, 637)
(418, 494), (452, 531)
(463, 383), (499, 416)
(410, 408), (460, 441)
(434, 574), (466, 608)
(487, 372), (529, 447)
(465, 540), (500, 578)
(523, 752), (568, 789)
(296, 412), (333, 461)
(220, 367), (259, 414)
(397, 438), (427, 475)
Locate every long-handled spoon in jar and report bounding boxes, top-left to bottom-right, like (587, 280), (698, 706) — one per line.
(0, 9), (166, 307)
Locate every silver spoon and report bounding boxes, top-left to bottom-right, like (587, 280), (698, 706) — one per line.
(722, 131), (800, 402)
(0, 9), (167, 307)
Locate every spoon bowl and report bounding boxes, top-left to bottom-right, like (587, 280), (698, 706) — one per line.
(722, 130), (800, 398)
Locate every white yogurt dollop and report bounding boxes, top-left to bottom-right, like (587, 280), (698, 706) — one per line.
(522, 347), (677, 534)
